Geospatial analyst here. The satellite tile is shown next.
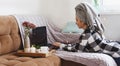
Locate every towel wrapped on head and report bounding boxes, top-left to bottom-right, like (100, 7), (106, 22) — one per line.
(75, 2), (104, 34)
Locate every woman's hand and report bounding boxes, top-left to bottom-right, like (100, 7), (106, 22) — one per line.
(53, 42), (61, 47)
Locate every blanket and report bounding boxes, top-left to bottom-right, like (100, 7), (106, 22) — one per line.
(56, 50), (117, 66)
(14, 15), (80, 46)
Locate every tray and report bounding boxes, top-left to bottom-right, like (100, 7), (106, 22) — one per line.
(15, 50), (53, 58)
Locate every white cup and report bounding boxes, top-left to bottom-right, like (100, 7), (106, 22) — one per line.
(30, 47), (36, 53)
(40, 46), (49, 53)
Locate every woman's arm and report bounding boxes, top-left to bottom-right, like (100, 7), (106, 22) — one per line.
(53, 42), (66, 49)
(52, 33), (92, 52)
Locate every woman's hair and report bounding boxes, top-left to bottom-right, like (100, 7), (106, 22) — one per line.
(75, 4), (88, 25)
(75, 2), (104, 33)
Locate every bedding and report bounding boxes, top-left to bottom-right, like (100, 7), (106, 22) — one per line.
(55, 50), (117, 66)
(14, 15), (80, 46)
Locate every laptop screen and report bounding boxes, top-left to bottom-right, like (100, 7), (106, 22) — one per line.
(30, 26), (48, 46)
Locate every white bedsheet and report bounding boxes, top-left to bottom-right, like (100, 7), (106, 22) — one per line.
(55, 50), (117, 66)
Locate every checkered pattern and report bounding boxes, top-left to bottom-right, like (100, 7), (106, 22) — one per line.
(62, 27), (120, 58)
(61, 2), (120, 58)
(77, 28), (120, 58)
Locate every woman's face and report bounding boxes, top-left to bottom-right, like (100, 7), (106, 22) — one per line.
(76, 16), (86, 29)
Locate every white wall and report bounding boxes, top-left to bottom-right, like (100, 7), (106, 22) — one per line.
(101, 14), (120, 41)
(0, 0), (82, 27)
(39, 0), (83, 28)
(0, 0), (89, 28)
(0, 0), (120, 40)
(0, 0), (41, 15)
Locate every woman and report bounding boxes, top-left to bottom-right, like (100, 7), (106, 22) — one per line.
(53, 2), (120, 65)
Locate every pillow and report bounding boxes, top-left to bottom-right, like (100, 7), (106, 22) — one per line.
(62, 21), (84, 33)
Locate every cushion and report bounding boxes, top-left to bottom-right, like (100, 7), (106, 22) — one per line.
(0, 16), (21, 55)
(62, 22), (83, 33)
(0, 54), (60, 66)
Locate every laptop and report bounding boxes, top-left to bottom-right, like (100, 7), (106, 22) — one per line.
(30, 26), (48, 46)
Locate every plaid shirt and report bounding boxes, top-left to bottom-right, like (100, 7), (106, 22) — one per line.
(62, 27), (120, 58)
(77, 28), (120, 58)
